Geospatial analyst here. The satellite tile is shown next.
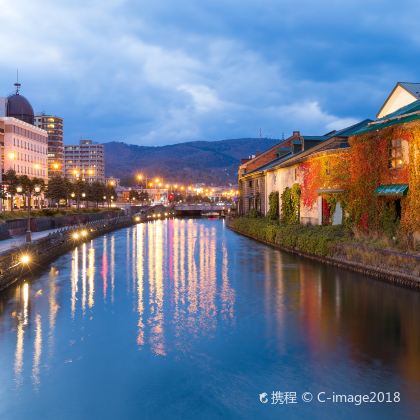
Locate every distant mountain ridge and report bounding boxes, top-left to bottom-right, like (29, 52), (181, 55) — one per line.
(104, 138), (279, 185)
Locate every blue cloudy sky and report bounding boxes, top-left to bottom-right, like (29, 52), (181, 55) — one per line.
(0, 0), (419, 145)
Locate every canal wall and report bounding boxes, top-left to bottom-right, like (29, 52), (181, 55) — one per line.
(0, 210), (121, 239)
(226, 218), (420, 290)
(0, 214), (134, 292)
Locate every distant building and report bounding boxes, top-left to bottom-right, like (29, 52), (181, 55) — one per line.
(105, 177), (120, 188)
(35, 114), (64, 178)
(0, 83), (48, 184)
(64, 139), (105, 183)
(0, 119), (4, 182)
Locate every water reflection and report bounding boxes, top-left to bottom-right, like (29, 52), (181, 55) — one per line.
(13, 282), (29, 386)
(32, 313), (42, 387)
(48, 267), (59, 360)
(0, 219), (418, 418)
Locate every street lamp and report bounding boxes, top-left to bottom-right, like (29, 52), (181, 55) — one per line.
(16, 184), (41, 243)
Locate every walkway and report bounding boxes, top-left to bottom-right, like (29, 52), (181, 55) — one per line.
(0, 226), (75, 254)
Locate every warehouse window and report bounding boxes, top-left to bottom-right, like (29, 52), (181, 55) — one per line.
(389, 139), (403, 169)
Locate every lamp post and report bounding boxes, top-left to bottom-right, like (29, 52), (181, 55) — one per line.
(17, 184), (41, 243)
(137, 173), (148, 190)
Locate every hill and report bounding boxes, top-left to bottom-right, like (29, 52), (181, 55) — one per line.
(104, 138), (279, 185)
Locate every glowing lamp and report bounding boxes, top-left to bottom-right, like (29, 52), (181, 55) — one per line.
(20, 254), (31, 264)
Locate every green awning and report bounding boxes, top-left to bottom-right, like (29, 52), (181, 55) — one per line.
(375, 184), (408, 196)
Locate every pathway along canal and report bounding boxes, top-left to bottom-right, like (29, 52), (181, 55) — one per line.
(0, 219), (419, 420)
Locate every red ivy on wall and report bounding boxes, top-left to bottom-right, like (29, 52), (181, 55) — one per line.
(298, 151), (350, 209)
(297, 121), (419, 237)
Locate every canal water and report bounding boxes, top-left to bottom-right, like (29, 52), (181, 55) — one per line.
(0, 219), (419, 420)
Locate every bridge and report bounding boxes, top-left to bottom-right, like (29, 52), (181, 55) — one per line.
(131, 203), (232, 220)
(174, 204), (231, 217)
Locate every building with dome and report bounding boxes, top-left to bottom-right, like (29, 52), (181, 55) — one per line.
(5, 86), (35, 125)
(0, 83), (49, 196)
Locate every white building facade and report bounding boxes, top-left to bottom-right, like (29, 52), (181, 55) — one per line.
(64, 140), (105, 183)
(2, 116), (48, 183)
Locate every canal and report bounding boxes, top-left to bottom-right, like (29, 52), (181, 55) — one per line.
(0, 219), (419, 419)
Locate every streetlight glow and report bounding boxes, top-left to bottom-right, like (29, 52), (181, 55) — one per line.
(20, 254), (31, 264)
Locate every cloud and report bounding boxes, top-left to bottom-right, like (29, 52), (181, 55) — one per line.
(177, 84), (224, 112)
(0, 0), (418, 145)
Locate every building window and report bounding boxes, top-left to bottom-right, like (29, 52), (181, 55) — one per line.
(248, 180), (253, 188)
(325, 160), (331, 176)
(389, 139), (403, 169)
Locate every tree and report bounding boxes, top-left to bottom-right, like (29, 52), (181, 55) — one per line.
(105, 185), (117, 207)
(47, 175), (66, 204)
(88, 181), (106, 208)
(267, 191), (279, 220)
(129, 190), (140, 202)
(72, 179), (87, 209)
(139, 191), (149, 202)
(31, 177), (46, 209)
(3, 169), (18, 211)
(63, 178), (73, 207)
(46, 176), (66, 206)
(281, 184), (301, 225)
(17, 175), (32, 209)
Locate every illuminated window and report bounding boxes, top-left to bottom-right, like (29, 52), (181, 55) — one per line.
(389, 139), (403, 169)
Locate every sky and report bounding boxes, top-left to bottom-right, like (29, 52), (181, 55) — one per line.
(0, 0), (419, 146)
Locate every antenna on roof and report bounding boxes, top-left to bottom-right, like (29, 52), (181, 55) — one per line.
(259, 128), (263, 139)
(14, 69), (21, 94)
(282, 132), (285, 141)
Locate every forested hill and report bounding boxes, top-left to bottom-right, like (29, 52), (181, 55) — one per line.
(104, 138), (279, 185)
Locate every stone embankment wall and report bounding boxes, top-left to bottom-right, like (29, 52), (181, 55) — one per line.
(226, 217), (420, 290)
(0, 210), (121, 239)
(0, 214), (133, 291)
